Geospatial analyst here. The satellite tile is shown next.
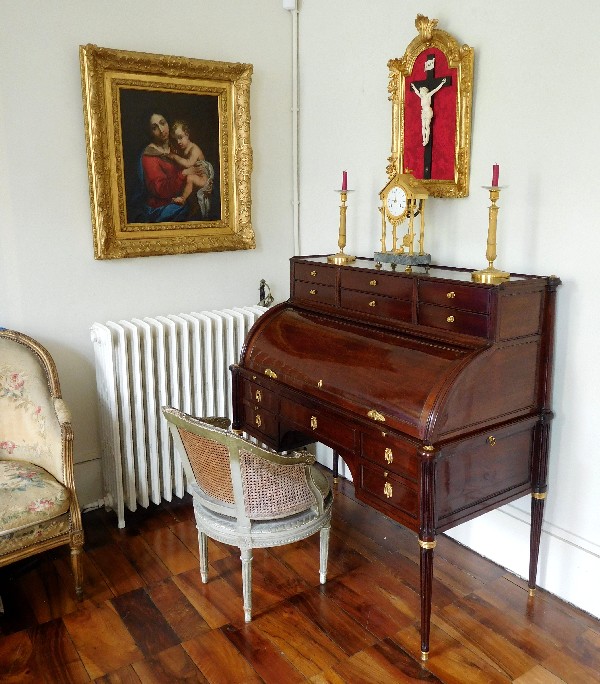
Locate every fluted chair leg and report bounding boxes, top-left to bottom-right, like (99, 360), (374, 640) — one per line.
(319, 524), (331, 584)
(199, 530), (209, 583)
(70, 542), (84, 599)
(241, 547), (253, 622)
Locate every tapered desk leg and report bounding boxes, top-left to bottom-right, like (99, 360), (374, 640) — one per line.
(529, 410), (552, 596)
(529, 493), (546, 595)
(419, 445), (437, 660)
(419, 537), (436, 660)
(332, 451), (339, 483)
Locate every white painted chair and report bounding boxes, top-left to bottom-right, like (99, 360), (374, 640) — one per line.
(162, 406), (332, 622)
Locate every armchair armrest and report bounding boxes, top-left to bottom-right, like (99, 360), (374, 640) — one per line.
(53, 398), (72, 425)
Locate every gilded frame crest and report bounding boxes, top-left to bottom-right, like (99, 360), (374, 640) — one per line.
(387, 16), (474, 198)
(80, 45), (255, 259)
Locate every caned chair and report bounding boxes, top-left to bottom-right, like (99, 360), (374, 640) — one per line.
(162, 406), (333, 622)
(0, 329), (83, 598)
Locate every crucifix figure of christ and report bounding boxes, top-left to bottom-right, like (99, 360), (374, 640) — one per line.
(410, 55), (452, 179)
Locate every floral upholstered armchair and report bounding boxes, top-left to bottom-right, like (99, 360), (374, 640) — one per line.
(0, 329), (83, 598)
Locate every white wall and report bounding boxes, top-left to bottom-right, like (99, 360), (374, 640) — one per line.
(299, 0), (600, 617)
(0, 1), (295, 505)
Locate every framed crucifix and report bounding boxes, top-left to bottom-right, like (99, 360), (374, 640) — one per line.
(387, 15), (474, 198)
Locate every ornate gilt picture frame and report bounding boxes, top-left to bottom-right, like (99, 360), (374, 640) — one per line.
(387, 16), (474, 198)
(80, 45), (255, 259)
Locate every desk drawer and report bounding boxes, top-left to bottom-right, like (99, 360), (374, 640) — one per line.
(436, 420), (535, 521)
(242, 379), (278, 412)
(361, 432), (419, 482)
(294, 262), (337, 286)
(280, 397), (356, 451)
(419, 281), (490, 314)
(293, 279), (336, 305)
(241, 401), (278, 442)
(341, 269), (412, 299)
(419, 303), (489, 337)
(360, 461), (418, 518)
(340, 290), (412, 322)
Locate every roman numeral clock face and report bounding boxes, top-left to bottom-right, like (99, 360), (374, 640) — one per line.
(386, 185), (407, 219)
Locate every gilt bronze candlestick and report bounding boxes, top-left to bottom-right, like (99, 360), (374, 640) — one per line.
(328, 190), (356, 265)
(472, 186), (510, 284)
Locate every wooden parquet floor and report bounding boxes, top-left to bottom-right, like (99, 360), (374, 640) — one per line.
(1, 471), (599, 683)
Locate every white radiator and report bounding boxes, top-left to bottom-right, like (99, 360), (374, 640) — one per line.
(90, 306), (266, 528)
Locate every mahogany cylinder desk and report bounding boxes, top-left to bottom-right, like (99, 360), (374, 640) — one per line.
(231, 255), (560, 660)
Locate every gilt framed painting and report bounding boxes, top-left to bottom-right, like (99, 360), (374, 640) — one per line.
(387, 16), (474, 198)
(80, 45), (255, 259)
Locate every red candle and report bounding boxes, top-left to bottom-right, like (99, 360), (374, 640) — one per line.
(342, 171), (347, 191)
(492, 164), (499, 187)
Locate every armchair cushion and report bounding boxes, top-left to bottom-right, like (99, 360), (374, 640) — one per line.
(0, 459), (71, 554)
(0, 343), (63, 483)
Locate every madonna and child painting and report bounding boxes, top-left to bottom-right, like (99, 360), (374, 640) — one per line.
(120, 89), (221, 224)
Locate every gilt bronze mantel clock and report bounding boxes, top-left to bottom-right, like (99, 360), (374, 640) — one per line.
(375, 171), (429, 268)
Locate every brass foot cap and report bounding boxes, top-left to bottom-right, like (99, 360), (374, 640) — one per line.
(421, 650), (429, 661)
(528, 588), (536, 597)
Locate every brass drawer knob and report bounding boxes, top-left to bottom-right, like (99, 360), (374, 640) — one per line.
(447, 291), (456, 299)
(446, 315), (455, 323)
(370, 279), (377, 286)
(309, 289), (317, 295)
(384, 447), (393, 464)
(487, 436), (496, 446)
(369, 300), (376, 307)
(265, 368), (278, 379)
(310, 270), (317, 277)
(255, 414), (262, 428)
(384, 482), (393, 498)
(255, 389), (262, 402)
(310, 415), (318, 430)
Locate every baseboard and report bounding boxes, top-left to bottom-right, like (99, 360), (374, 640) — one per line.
(446, 505), (600, 620)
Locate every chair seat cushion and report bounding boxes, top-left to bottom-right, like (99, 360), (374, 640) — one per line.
(0, 459), (71, 541)
(191, 468), (333, 550)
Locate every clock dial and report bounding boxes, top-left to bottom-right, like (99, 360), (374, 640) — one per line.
(386, 186), (407, 218)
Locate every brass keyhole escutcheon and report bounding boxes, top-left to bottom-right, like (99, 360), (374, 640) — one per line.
(255, 414), (262, 428)
(384, 482), (393, 498)
(447, 291), (456, 299)
(446, 315), (455, 323)
(370, 279), (377, 286)
(384, 447), (393, 464)
(487, 436), (496, 446)
(317, 379), (323, 388)
(369, 301), (376, 307)
(310, 416), (318, 430)
(255, 390), (262, 402)
(310, 270), (317, 277)
(309, 289), (316, 295)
